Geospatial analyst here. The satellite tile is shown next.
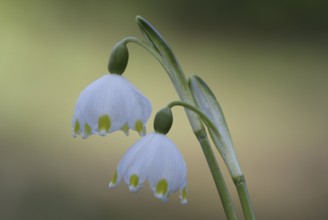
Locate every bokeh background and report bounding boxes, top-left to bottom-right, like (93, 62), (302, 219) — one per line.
(1, 0), (328, 219)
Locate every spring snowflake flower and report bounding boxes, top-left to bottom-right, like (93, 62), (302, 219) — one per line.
(72, 74), (152, 138)
(109, 132), (188, 204)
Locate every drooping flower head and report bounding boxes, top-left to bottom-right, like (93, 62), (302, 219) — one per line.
(109, 132), (187, 204)
(72, 74), (152, 138)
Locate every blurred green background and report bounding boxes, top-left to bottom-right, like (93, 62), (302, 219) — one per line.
(1, 0), (328, 219)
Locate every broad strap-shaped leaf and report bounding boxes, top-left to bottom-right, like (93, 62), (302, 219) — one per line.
(189, 75), (242, 177)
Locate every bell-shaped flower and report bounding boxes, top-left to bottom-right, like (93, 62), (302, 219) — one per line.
(72, 74), (152, 138)
(109, 132), (187, 204)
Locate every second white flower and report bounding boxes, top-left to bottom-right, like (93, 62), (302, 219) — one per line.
(109, 132), (188, 204)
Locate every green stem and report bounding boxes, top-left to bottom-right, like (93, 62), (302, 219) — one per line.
(196, 130), (238, 220)
(234, 176), (256, 220)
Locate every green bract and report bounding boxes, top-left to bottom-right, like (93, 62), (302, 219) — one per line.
(189, 75), (242, 177)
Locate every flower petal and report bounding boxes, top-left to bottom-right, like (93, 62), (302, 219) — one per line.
(111, 134), (154, 189)
(154, 179), (169, 200)
(179, 189), (187, 204)
(147, 134), (187, 195)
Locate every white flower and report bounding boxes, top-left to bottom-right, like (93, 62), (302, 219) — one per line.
(109, 132), (188, 204)
(72, 74), (152, 138)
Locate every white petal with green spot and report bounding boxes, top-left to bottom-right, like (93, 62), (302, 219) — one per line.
(72, 74), (152, 138)
(109, 132), (187, 204)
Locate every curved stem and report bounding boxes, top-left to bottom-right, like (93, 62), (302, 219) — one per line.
(168, 101), (223, 140)
(120, 37), (164, 64)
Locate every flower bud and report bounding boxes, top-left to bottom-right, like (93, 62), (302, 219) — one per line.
(153, 107), (173, 135)
(108, 41), (129, 75)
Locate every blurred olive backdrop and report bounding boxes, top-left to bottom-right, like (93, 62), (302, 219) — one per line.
(1, 0), (328, 219)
